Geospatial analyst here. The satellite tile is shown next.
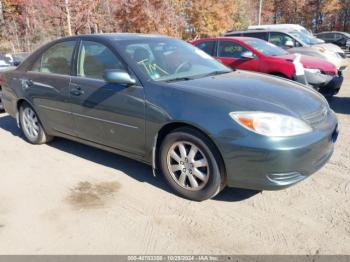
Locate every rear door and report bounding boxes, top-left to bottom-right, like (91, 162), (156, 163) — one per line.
(22, 40), (77, 135)
(69, 40), (146, 156)
(216, 40), (260, 71)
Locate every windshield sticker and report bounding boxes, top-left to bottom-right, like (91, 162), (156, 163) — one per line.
(137, 59), (169, 76)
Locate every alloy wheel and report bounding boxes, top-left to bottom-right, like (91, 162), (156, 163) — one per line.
(166, 141), (210, 191)
(22, 107), (40, 140)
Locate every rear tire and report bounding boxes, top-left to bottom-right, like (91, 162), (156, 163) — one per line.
(19, 102), (52, 144)
(159, 127), (225, 201)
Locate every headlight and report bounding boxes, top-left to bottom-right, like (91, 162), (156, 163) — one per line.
(229, 112), (312, 137)
(304, 68), (321, 74)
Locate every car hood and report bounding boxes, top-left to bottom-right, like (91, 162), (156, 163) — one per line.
(314, 43), (345, 54)
(276, 54), (337, 74)
(288, 47), (346, 69)
(168, 70), (328, 118)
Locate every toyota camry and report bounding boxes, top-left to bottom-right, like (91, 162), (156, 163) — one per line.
(0, 34), (338, 201)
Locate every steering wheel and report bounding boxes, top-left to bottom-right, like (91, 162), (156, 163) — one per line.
(175, 61), (191, 74)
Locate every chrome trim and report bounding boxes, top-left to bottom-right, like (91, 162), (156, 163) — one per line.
(39, 105), (71, 115)
(39, 105), (138, 129)
(73, 112), (138, 129)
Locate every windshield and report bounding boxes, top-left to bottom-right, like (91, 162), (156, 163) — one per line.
(243, 39), (288, 56)
(118, 38), (231, 82)
(288, 31), (315, 45)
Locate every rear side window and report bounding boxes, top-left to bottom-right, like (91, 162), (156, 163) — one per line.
(317, 33), (333, 40)
(242, 32), (268, 41)
(77, 41), (126, 80)
(334, 33), (344, 40)
(195, 41), (216, 56)
(217, 40), (249, 58)
(31, 41), (76, 75)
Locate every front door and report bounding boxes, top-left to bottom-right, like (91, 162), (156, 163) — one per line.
(70, 40), (146, 156)
(216, 40), (260, 71)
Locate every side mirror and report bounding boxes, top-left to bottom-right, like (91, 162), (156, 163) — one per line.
(241, 51), (255, 60)
(103, 69), (136, 85)
(285, 40), (294, 48)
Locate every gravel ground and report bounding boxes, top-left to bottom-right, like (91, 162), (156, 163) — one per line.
(0, 61), (349, 255)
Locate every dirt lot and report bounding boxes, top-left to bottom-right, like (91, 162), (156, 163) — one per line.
(0, 63), (350, 255)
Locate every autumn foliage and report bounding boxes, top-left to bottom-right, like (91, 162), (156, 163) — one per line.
(0, 0), (349, 53)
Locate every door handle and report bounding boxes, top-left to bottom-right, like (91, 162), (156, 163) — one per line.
(70, 86), (84, 96)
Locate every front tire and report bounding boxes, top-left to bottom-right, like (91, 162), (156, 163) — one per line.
(19, 103), (52, 144)
(159, 127), (225, 201)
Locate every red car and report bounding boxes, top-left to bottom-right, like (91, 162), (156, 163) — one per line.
(191, 37), (343, 96)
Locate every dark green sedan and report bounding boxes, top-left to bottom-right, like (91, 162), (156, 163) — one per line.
(1, 34), (338, 201)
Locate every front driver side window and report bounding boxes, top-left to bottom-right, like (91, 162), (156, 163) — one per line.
(269, 32), (296, 48)
(31, 41), (76, 75)
(217, 40), (249, 58)
(77, 41), (126, 80)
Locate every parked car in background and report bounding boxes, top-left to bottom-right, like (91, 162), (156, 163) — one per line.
(0, 54), (15, 112)
(248, 24), (313, 36)
(0, 34), (338, 200)
(192, 37), (342, 96)
(225, 29), (348, 71)
(315, 31), (350, 51)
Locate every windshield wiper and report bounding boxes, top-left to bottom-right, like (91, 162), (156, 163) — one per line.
(164, 76), (194, 83)
(202, 70), (233, 77)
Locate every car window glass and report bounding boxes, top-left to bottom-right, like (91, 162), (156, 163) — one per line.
(334, 33), (343, 40)
(269, 32), (296, 48)
(243, 39), (287, 56)
(31, 41), (76, 75)
(217, 40), (249, 58)
(119, 39), (230, 82)
(321, 33), (334, 40)
(243, 32), (268, 41)
(77, 41), (126, 80)
(195, 41), (216, 56)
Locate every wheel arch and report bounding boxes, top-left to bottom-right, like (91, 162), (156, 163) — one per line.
(153, 121), (227, 184)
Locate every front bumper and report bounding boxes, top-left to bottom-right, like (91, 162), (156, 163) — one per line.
(217, 112), (338, 191)
(318, 72), (344, 96)
(305, 70), (344, 96)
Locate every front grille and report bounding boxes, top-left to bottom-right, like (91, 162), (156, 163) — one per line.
(302, 107), (329, 128)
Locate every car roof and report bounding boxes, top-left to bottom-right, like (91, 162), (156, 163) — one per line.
(225, 29), (296, 35)
(196, 36), (258, 41)
(54, 33), (170, 42)
(316, 31), (348, 34)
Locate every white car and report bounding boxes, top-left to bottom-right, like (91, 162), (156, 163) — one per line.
(248, 24), (312, 36)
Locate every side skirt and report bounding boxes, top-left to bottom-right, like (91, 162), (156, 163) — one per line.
(51, 130), (152, 167)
